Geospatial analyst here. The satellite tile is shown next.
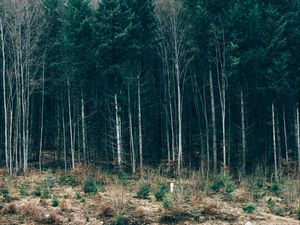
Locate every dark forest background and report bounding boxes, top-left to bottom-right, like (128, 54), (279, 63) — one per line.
(0, 0), (299, 179)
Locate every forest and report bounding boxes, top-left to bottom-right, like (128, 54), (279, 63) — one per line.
(0, 0), (300, 224)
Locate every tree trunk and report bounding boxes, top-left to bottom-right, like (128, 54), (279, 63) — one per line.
(39, 59), (45, 172)
(209, 68), (217, 173)
(138, 75), (143, 176)
(61, 94), (67, 172)
(128, 85), (135, 173)
(0, 18), (9, 173)
(296, 105), (300, 177)
(240, 89), (246, 175)
(115, 93), (122, 167)
(282, 105), (288, 162)
(67, 80), (75, 169)
(272, 102), (278, 181)
(81, 90), (87, 166)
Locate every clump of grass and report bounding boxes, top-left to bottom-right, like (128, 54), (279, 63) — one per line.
(242, 202), (256, 213)
(155, 183), (169, 201)
(59, 174), (78, 187)
(52, 198), (59, 207)
(83, 177), (98, 195)
(136, 183), (151, 199)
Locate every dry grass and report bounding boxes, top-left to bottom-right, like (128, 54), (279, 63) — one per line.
(1, 167), (300, 225)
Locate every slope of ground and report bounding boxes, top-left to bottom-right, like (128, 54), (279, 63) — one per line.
(0, 168), (299, 225)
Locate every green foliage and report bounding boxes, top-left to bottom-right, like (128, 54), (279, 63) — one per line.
(44, 176), (55, 189)
(52, 198), (59, 207)
(136, 183), (151, 199)
(19, 186), (28, 197)
(0, 204), (3, 210)
(0, 188), (12, 203)
(75, 192), (82, 200)
(83, 177), (98, 195)
(295, 207), (300, 220)
(209, 177), (226, 192)
(42, 188), (50, 198)
(59, 174), (78, 187)
(267, 198), (286, 216)
(155, 183), (169, 201)
(33, 187), (42, 197)
(250, 179), (266, 202)
(114, 215), (127, 225)
(242, 202), (256, 213)
(162, 197), (171, 209)
(209, 175), (235, 199)
(269, 181), (281, 196)
(117, 171), (129, 186)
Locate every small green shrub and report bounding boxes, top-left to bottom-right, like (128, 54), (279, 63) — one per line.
(117, 171), (129, 186)
(42, 188), (50, 198)
(0, 188), (9, 196)
(83, 177), (98, 195)
(114, 215), (127, 225)
(271, 206), (286, 216)
(155, 183), (169, 201)
(44, 176), (55, 189)
(270, 181), (281, 196)
(250, 180), (266, 202)
(59, 174), (78, 187)
(209, 177), (225, 192)
(242, 202), (256, 213)
(136, 183), (151, 199)
(295, 207), (300, 220)
(52, 198), (59, 207)
(75, 192), (82, 200)
(162, 197), (171, 209)
(33, 187), (42, 197)
(0, 188), (12, 202)
(19, 186), (28, 196)
(0, 204), (4, 210)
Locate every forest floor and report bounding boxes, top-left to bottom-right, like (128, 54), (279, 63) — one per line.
(0, 167), (299, 225)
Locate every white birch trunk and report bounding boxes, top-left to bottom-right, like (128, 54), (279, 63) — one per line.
(115, 93), (122, 166)
(240, 89), (246, 175)
(81, 90), (87, 165)
(67, 80), (75, 169)
(0, 19), (9, 173)
(209, 68), (217, 173)
(272, 102), (278, 180)
(138, 75), (143, 176)
(128, 86), (135, 173)
(296, 105), (300, 176)
(39, 60), (45, 172)
(282, 105), (288, 162)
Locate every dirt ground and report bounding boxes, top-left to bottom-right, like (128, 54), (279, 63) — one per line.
(0, 168), (299, 225)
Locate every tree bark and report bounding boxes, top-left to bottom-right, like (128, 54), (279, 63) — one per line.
(115, 93), (122, 167)
(240, 89), (246, 175)
(209, 68), (217, 173)
(67, 79), (75, 169)
(81, 90), (87, 166)
(137, 74), (143, 176)
(272, 102), (278, 181)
